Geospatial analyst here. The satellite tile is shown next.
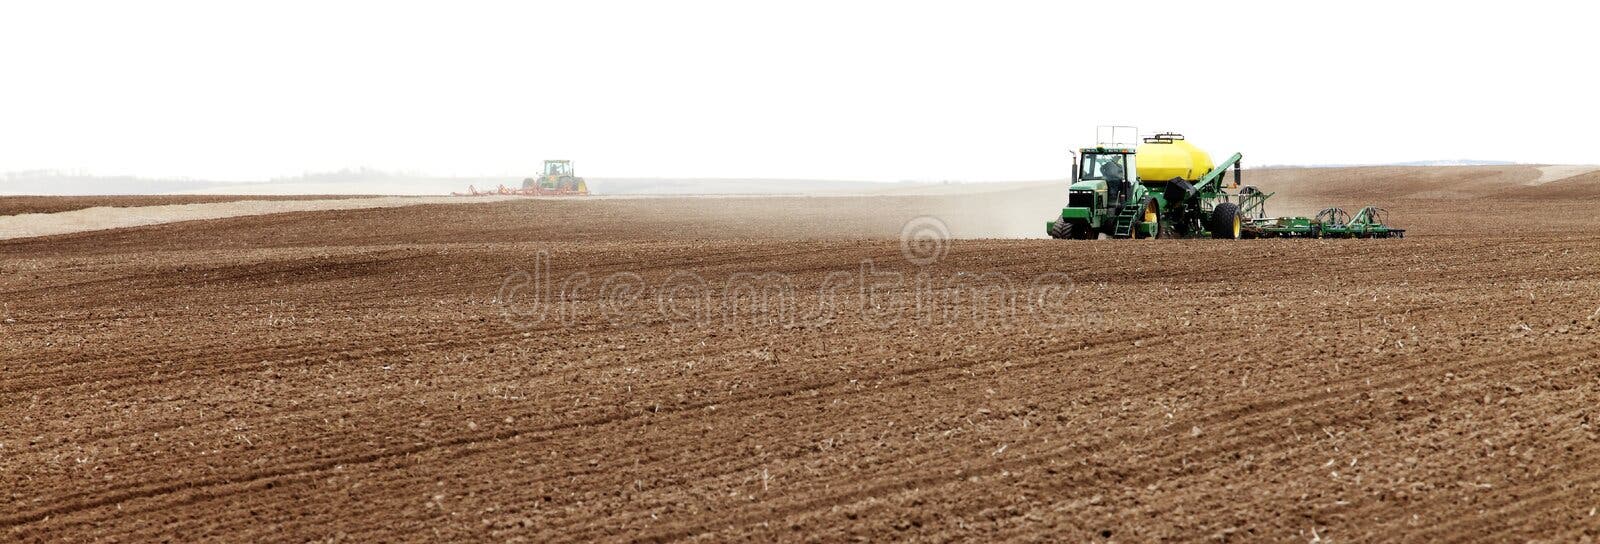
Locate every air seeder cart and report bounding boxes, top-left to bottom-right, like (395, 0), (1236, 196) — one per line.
(1046, 128), (1403, 240)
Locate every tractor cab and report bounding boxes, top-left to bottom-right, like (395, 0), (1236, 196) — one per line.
(543, 160), (574, 177)
(1079, 152), (1130, 184)
(1071, 146), (1138, 210)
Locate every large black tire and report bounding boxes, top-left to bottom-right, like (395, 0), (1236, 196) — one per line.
(1072, 222), (1095, 239)
(1047, 219), (1073, 240)
(1210, 203), (1242, 240)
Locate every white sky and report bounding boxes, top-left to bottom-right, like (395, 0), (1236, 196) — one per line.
(2, 0), (1597, 182)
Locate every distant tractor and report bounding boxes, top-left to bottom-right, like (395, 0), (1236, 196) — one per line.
(1046, 127), (1402, 239)
(452, 159), (592, 197)
(522, 160), (589, 195)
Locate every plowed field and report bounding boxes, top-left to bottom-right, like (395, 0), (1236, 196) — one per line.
(3, 166), (1599, 542)
(0, 195), (380, 217)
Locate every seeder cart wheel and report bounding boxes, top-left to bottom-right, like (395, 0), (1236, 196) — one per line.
(1210, 203), (1242, 240)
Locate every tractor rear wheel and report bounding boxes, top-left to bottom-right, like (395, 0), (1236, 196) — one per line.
(1210, 203), (1242, 240)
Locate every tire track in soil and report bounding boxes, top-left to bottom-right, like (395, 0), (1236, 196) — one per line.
(544, 329), (1292, 537)
(507, 331), (1176, 537)
(4, 282), (595, 395)
(3, 328), (1154, 534)
(993, 345), (1600, 542)
(72, 328), (1144, 542)
(7, 321), (799, 517)
(629, 332), (1591, 541)
(0, 253), (445, 375)
(987, 331), (1600, 540)
(1338, 361), (1600, 541)
(0, 251), (434, 305)
(52, 322), (763, 447)
(1380, 439), (1600, 541)
(6, 316), (1132, 534)
(284, 291), (1497, 537)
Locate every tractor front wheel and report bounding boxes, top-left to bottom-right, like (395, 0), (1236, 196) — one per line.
(1047, 219), (1073, 239)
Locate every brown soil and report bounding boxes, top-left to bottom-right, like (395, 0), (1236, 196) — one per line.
(3, 167), (1599, 542)
(0, 195), (378, 217)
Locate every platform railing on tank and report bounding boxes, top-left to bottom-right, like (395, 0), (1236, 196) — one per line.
(1096, 125), (1139, 147)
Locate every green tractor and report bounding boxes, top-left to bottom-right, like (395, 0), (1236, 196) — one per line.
(521, 160), (590, 195)
(1047, 130), (1260, 240)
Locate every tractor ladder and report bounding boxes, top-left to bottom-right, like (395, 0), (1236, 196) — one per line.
(1111, 203), (1142, 238)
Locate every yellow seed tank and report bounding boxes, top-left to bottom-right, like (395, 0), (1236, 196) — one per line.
(1136, 136), (1214, 183)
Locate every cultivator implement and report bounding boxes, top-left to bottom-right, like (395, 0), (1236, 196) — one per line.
(1246, 206), (1405, 238)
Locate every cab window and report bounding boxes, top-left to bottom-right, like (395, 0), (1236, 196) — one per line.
(1080, 153), (1127, 181)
